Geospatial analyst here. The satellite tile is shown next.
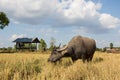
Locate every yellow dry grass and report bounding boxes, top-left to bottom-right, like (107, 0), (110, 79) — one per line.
(0, 51), (120, 80)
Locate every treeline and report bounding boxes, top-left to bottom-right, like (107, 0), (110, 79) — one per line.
(39, 38), (57, 52)
(0, 37), (58, 53)
(0, 47), (15, 53)
(96, 42), (120, 53)
(1, 39), (120, 53)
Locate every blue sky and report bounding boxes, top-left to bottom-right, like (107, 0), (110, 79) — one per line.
(0, 0), (120, 48)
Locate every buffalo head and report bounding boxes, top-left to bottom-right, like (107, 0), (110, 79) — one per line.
(48, 45), (68, 62)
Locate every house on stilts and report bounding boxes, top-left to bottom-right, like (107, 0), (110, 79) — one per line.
(13, 37), (40, 51)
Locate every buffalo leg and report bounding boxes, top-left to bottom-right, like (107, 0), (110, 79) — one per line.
(71, 57), (77, 62)
(71, 53), (77, 62)
(87, 58), (90, 62)
(82, 55), (86, 63)
(89, 55), (93, 61)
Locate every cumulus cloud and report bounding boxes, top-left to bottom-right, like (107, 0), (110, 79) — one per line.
(0, 42), (4, 46)
(99, 14), (120, 29)
(0, 0), (120, 34)
(0, 0), (58, 24)
(10, 34), (27, 40)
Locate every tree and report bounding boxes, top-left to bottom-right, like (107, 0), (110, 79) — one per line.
(110, 43), (113, 49)
(49, 37), (56, 50)
(39, 39), (47, 51)
(0, 12), (9, 29)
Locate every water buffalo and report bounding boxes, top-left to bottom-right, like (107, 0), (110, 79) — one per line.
(48, 35), (96, 63)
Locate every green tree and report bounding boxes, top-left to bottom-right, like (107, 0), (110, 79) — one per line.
(110, 43), (113, 49)
(103, 47), (106, 52)
(0, 12), (9, 29)
(39, 39), (47, 51)
(49, 37), (56, 50)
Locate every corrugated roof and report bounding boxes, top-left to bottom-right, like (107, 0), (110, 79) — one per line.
(13, 38), (40, 43)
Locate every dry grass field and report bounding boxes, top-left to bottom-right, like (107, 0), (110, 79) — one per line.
(0, 51), (120, 80)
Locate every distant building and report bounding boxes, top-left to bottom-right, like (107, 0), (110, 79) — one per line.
(105, 47), (119, 53)
(13, 37), (40, 51)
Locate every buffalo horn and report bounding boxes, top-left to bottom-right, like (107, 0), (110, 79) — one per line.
(57, 45), (68, 51)
(61, 50), (67, 55)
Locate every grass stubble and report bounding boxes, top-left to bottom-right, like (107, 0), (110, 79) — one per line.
(0, 51), (120, 80)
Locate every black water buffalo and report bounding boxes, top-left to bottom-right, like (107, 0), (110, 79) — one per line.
(48, 35), (96, 63)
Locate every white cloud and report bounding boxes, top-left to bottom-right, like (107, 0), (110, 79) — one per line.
(0, 0), (120, 34)
(0, 0), (59, 24)
(99, 14), (120, 29)
(0, 42), (4, 46)
(10, 34), (27, 40)
(62, 0), (101, 19)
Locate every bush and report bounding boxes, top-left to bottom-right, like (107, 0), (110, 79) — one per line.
(94, 57), (104, 63)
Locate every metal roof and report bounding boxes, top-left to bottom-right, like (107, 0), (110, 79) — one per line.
(13, 38), (40, 43)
